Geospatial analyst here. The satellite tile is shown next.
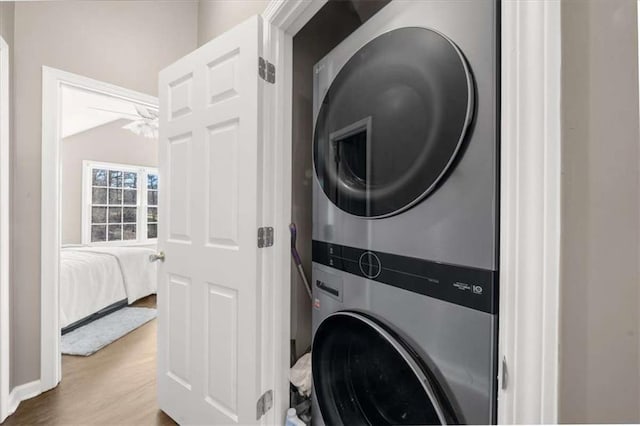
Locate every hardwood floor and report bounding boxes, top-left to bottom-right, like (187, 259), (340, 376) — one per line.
(4, 295), (176, 425)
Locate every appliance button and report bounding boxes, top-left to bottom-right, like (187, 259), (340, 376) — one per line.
(359, 251), (382, 279)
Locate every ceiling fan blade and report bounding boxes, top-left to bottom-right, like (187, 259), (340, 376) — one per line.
(134, 105), (159, 120)
(87, 106), (140, 118)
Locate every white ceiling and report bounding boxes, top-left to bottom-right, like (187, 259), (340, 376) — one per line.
(61, 85), (157, 138)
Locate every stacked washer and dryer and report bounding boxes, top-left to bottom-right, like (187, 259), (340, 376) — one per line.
(309, 1), (499, 424)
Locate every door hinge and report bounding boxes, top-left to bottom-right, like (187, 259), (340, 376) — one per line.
(256, 389), (273, 420)
(259, 57), (275, 83)
(499, 356), (508, 390)
(258, 227), (274, 248)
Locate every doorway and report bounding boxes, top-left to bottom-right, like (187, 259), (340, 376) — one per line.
(41, 68), (163, 400)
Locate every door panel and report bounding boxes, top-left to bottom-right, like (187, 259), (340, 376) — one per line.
(207, 50), (240, 104)
(158, 15), (266, 425)
(167, 275), (191, 389)
(167, 134), (192, 242)
(168, 74), (194, 120)
(206, 283), (239, 420)
(207, 120), (240, 249)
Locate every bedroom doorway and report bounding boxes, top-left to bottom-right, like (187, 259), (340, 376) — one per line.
(41, 67), (162, 393)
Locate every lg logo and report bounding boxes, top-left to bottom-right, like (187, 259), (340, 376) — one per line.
(472, 285), (483, 295)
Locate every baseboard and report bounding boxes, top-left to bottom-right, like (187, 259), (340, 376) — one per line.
(5, 380), (41, 420)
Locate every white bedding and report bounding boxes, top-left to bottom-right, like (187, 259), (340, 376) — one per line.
(60, 249), (127, 328)
(72, 246), (158, 303)
(60, 246), (158, 328)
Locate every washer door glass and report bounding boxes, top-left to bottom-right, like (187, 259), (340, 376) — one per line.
(312, 312), (458, 425)
(313, 27), (474, 218)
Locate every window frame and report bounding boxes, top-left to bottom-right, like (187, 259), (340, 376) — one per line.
(81, 160), (158, 246)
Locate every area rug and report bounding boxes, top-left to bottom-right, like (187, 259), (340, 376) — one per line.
(61, 307), (157, 356)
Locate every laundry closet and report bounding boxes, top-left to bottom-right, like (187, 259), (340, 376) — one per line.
(289, 0), (500, 424)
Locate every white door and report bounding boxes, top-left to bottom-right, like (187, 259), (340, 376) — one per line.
(157, 15), (271, 425)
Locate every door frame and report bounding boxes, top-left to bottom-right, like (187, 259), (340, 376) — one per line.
(263, 0), (562, 423)
(0, 35), (10, 424)
(40, 67), (158, 392)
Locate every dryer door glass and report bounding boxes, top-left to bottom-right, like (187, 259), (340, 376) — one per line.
(312, 312), (458, 425)
(313, 27), (474, 218)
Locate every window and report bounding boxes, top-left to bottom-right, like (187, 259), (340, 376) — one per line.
(147, 173), (158, 239)
(82, 161), (159, 245)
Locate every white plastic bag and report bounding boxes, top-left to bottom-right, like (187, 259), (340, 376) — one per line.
(290, 352), (312, 397)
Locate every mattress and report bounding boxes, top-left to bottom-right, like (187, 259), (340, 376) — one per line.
(71, 246), (158, 303)
(60, 246), (158, 328)
(60, 249), (127, 328)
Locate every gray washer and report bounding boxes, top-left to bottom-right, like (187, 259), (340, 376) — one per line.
(311, 264), (497, 424)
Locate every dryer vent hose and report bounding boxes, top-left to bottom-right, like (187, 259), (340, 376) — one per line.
(289, 223), (313, 300)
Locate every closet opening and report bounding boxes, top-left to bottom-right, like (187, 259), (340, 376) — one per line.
(288, 0), (391, 413)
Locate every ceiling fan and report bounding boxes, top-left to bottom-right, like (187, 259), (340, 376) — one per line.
(88, 104), (159, 139)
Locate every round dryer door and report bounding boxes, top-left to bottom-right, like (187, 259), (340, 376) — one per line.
(313, 27), (474, 218)
(312, 311), (458, 425)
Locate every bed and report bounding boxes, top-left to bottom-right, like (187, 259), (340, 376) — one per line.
(60, 246), (158, 330)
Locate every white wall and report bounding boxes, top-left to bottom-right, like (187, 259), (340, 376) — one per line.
(11, 0), (198, 389)
(197, 0), (269, 46)
(61, 119), (158, 245)
(560, 0), (640, 422)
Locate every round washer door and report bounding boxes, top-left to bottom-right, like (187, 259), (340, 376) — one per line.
(313, 27), (474, 218)
(312, 311), (458, 425)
